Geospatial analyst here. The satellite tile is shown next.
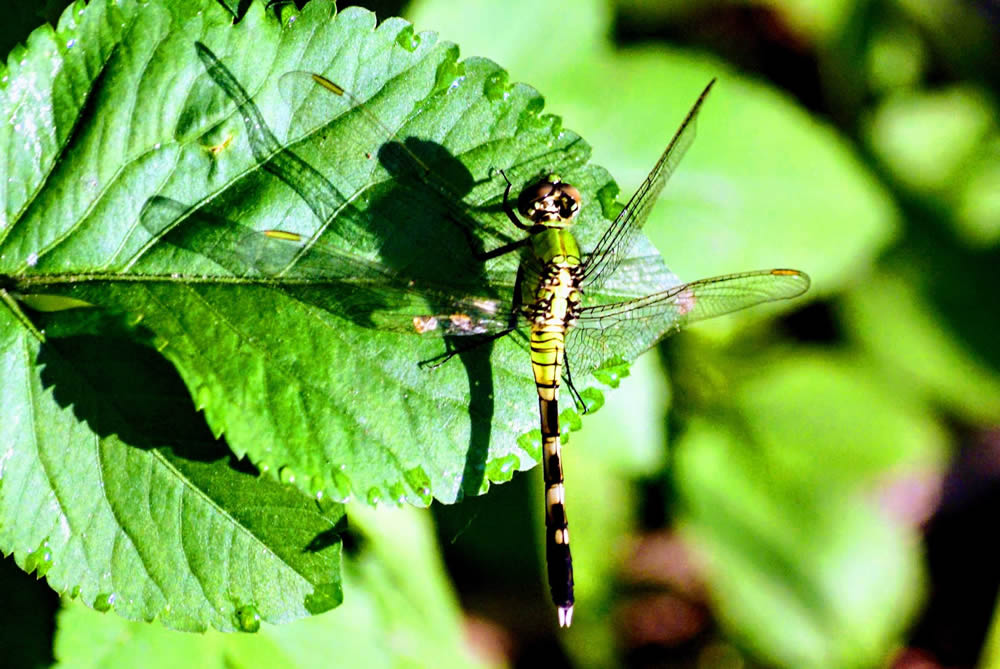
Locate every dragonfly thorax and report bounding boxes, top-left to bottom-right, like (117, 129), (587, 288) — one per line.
(517, 176), (581, 228)
(526, 263), (584, 326)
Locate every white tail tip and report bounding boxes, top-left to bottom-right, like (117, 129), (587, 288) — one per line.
(558, 605), (574, 627)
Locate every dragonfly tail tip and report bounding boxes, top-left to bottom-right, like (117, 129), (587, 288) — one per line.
(558, 605), (574, 627)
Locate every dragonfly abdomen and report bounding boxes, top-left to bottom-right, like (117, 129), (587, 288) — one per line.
(528, 258), (584, 627)
(539, 394), (574, 627)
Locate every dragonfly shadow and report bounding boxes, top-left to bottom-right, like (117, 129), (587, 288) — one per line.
(364, 137), (510, 280)
(371, 141), (504, 497)
(159, 43), (533, 501)
(453, 339), (496, 498)
(139, 184), (501, 498)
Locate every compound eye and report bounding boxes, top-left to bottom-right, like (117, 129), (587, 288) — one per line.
(517, 181), (558, 219)
(517, 178), (582, 224)
(558, 184), (582, 217)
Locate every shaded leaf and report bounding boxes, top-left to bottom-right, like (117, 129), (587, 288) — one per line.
(0, 303), (343, 631)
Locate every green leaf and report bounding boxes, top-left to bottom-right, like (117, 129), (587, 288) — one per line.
(54, 505), (483, 669)
(675, 416), (924, 669)
(734, 352), (947, 484)
(571, 351), (670, 476)
(0, 302), (343, 631)
(842, 267), (1000, 423)
(2, 0), (692, 508)
(865, 85), (995, 194)
(864, 85), (1000, 246)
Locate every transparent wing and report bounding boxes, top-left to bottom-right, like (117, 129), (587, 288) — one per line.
(187, 45), (520, 335)
(581, 80), (716, 288)
(137, 195), (517, 337)
(252, 228), (520, 336)
(567, 268), (810, 377)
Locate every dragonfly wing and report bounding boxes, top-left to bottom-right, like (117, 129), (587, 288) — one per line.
(277, 232), (519, 336)
(581, 80), (715, 289)
(138, 195), (382, 280)
(567, 269), (810, 377)
(581, 247), (682, 302)
(137, 196), (517, 337)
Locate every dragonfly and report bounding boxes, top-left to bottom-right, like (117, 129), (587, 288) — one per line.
(186, 43), (810, 627)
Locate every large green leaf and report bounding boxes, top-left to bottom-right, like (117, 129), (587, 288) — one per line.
(673, 351), (941, 667)
(2, 0), (348, 631)
(1, 0), (695, 508)
(0, 303), (343, 631)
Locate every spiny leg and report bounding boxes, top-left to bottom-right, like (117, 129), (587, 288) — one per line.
(499, 169), (535, 231)
(562, 351), (588, 414)
(417, 328), (515, 368)
(419, 270), (526, 369)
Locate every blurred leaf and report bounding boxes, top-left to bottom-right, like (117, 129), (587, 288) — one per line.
(555, 441), (635, 666)
(865, 21), (927, 93)
(336, 503), (480, 668)
(749, 0), (857, 45)
(866, 85), (996, 195)
(894, 0), (1000, 76)
(54, 505), (483, 669)
(0, 304), (344, 631)
(842, 269), (1000, 424)
(955, 137), (1000, 247)
(571, 352), (670, 476)
(735, 352), (948, 486)
(640, 64), (893, 294)
(55, 602), (231, 669)
(982, 600), (1000, 669)
(408, 0), (609, 77)
(676, 417), (924, 669)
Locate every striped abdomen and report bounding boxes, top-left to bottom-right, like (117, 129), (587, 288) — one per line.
(529, 262), (582, 627)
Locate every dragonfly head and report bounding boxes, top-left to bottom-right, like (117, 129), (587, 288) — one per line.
(517, 176), (581, 229)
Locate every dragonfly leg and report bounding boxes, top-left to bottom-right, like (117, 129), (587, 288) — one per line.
(418, 328), (517, 369)
(419, 271), (524, 369)
(478, 236), (532, 261)
(444, 211), (531, 261)
(499, 169), (535, 231)
(562, 352), (588, 413)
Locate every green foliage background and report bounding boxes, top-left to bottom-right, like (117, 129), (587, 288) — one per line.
(1, 0), (997, 667)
